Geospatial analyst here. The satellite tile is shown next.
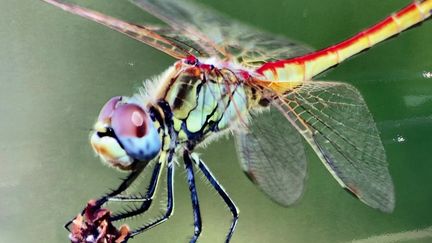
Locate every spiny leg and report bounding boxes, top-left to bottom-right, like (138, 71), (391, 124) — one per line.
(101, 164), (147, 204)
(127, 153), (175, 240)
(191, 153), (239, 243)
(64, 165), (145, 231)
(110, 161), (162, 221)
(184, 150), (203, 243)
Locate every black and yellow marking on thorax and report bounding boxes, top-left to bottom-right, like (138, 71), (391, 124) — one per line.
(161, 65), (250, 143)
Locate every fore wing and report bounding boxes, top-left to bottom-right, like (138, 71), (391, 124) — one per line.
(43, 0), (311, 64)
(42, 0), (203, 59)
(235, 107), (307, 206)
(274, 81), (394, 212)
(131, 0), (312, 67)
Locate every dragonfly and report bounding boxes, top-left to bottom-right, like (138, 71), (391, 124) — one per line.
(42, 0), (432, 242)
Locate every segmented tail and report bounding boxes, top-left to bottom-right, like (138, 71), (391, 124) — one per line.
(257, 0), (432, 82)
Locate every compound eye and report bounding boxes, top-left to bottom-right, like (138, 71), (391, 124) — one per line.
(111, 104), (148, 138)
(97, 96), (122, 122)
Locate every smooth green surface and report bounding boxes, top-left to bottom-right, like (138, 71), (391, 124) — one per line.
(1, 0), (432, 242)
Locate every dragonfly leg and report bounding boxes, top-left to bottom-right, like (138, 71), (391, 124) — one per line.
(64, 166), (145, 231)
(190, 153), (239, 243)
(109, 161), (162, 221)
(127, 159), (175, 240)
(183, 151), (203, 243)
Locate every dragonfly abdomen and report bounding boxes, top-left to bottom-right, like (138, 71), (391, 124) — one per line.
(257, 0), (432, 82)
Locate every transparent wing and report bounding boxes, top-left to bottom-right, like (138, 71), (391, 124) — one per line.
(42, 0), (203, 59)
(234, 107), (307, 206)
(131, 0), (312, 67)
(274, 81), (394, 212)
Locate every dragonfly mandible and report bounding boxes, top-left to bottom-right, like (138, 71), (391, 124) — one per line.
(42, 0), (432, 242)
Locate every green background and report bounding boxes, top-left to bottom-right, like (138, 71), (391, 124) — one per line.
(1, 0), (432, 242)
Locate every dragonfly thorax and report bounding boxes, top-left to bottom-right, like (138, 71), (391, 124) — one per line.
(159, 60), (252, 144)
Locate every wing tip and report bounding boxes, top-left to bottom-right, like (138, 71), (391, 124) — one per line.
(345, 182), (395, 213)
(371, 196), (395, 213)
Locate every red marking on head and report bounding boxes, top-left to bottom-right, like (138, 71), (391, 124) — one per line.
(185, 55), (198, 65)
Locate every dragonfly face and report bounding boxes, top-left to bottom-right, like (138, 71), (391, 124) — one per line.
(90, 96), (162, 171)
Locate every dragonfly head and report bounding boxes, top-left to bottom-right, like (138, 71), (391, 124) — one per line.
(90, 96), (161, 171)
